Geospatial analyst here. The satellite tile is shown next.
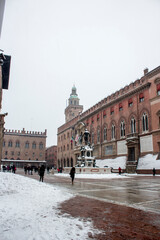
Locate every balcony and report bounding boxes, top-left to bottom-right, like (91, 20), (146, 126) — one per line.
(126, 133), (138, 140)
(126, 133), (139, 146)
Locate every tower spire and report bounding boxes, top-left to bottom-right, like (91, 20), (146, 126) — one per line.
(64, 85), (83, 123)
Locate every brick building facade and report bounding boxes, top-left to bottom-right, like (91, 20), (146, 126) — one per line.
(57, 67), (160, 172)
(45, 145), (57, 168)
(2, 128), (47, 167)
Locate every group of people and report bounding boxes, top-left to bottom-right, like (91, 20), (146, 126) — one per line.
(24, 164), (45, 182)
(2, 164), (16, 173)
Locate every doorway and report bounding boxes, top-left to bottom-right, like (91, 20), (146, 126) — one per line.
(128, 147), (135, 161)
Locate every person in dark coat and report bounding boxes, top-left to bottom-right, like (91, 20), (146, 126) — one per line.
(153, 168), (156, 176)
(12, 165), (16, 174)
(39, 165), (45, 182)
(70, 167), (76, 185)
(24, 165), (27, 175)
(118, 167), (121, 175)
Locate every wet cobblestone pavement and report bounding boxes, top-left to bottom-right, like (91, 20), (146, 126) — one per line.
(17, 170), (160, 239)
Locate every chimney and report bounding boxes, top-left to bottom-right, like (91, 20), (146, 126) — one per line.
(144, 68), (149, 75)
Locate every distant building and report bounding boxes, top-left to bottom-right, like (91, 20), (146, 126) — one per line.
(57, 66), (160, 172)
(45, 145), (57, 168)
(2, 128), (47, 167)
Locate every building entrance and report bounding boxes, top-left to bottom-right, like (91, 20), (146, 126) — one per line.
(128, 147), (135, 161)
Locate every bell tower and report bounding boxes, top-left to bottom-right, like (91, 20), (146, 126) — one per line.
(65, 85), (83, 123)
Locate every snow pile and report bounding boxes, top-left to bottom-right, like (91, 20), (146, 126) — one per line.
(137, 154), (160, 169)
(96, 156), (127, 169)
(0, 172), (99, 240)
(55, 173), (128, 179)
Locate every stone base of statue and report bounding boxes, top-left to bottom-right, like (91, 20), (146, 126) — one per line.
(64, 167), (112, 174)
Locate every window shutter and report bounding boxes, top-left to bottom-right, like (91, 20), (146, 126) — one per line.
(111, 107), (114, 113)
(119, 103), (123, 108)
(139, 93), (144, 98)
(157, 83), (160, 91)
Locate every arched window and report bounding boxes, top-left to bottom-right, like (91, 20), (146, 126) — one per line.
(8, 141), (12, 147)
(32, 142), (36, 149)
(91, 131), (94, 144)
(15, 141), (20, 148)
(67, 158), (69, 167)
(120, 121), (125, 137)
(39, 142), (43, 149)
(142, 113), (148, 132)
(131, 118), (136, 133)
(64, 159), (66, 167)
(111, 124), (115, 139)
(3, 141), (5, 147)
(103, 127), (107, 141)
(25, 141), (29, 149)
(97, 128), (100, 143)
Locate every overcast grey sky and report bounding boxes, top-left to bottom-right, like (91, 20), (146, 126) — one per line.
(0, 0), (160, 147)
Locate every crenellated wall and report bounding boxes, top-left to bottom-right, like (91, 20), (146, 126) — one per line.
(5, 128), (47, 137)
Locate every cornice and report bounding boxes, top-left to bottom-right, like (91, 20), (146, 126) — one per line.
(145, 66), (160, 78)
(79, 82), (151, 121)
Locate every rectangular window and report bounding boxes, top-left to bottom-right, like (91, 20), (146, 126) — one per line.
(157, 83), (160, 96)
(110, 107), (114, 115)
(139, 93), (144, 102)
(119, 103), (123, 111)
(103, 110), (106, 118)
(92, 117), (94, 123)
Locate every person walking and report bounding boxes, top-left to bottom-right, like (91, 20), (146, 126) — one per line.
(70, 167), (76, 185)
(153, 168), (156, 176)
(118, 167), (121, 175)
(39, 164), (45, 182)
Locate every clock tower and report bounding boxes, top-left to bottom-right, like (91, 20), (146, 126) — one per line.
(65, 85), (83, 123)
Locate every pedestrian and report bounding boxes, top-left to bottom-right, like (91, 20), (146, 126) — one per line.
(30, 166), (33, 175)
(118, 167), (121, 175)
(24, 165), (27, 175)
(70, 167), (76, 185)
(12, 165), (16, 174)
(47, 166), (50, 174)
(39, 164), (45, 182)
(38, 166), (40, 175)
(153, 168), (156, 176)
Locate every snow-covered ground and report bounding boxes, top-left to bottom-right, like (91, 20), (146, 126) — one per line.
(0, 172), (99, 240)
(55, 173), (129, 179)
(96, 154), (160, 170)
(137, 154), (160, 169)
(96, 156), (126, 169)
